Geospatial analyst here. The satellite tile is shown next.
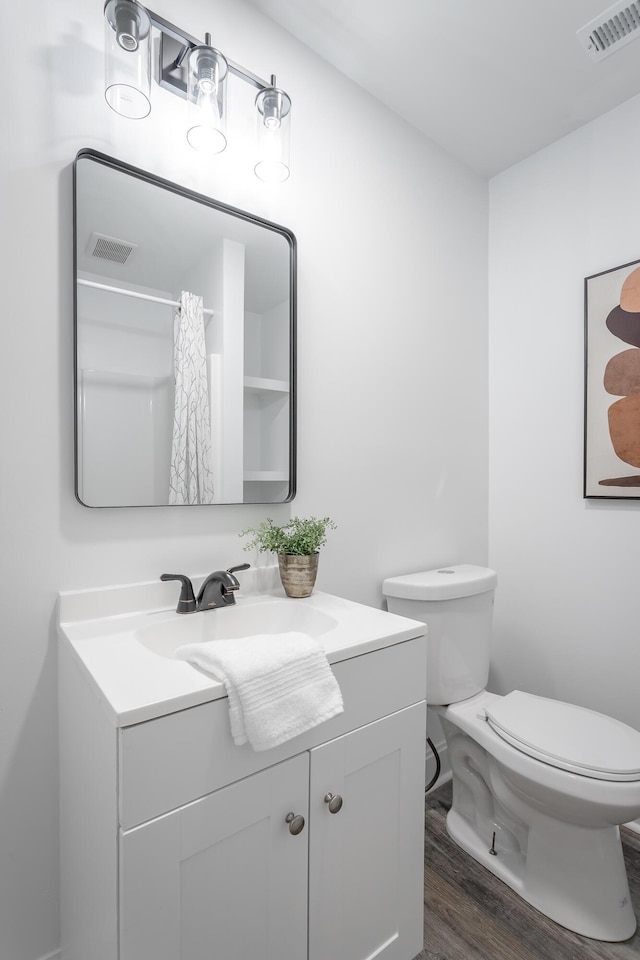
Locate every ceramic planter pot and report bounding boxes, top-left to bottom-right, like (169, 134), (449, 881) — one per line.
(278, 553), (319, 598)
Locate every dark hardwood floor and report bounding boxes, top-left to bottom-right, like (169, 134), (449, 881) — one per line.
(417, 781), (640, 960)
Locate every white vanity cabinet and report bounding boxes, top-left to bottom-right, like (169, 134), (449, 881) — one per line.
(58, 589), (427, 960)
(308, 705), (424, 960)
(118, 703), (424, 960)
(120, 752), (310, 960)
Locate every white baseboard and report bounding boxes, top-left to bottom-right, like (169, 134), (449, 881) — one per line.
(38, 950), (60, 960)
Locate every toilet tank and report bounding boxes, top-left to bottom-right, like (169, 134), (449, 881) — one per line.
(382, 564), (497, 706)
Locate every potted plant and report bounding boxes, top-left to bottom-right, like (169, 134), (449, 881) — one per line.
(240, 516), (337, 598)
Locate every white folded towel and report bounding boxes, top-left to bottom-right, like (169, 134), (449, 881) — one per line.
(175, 632), (344, 751)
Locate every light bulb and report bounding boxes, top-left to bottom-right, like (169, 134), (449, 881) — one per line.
(186, 43), (228, 155)
(197, 77), (216, 96)
(255, 85), (291, 182)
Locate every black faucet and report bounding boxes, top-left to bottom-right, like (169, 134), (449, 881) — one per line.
(161, 564), (251, 614)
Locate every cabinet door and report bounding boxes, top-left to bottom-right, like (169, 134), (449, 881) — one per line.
(120, 752), (309, 960)
(309, 702), (426, 960)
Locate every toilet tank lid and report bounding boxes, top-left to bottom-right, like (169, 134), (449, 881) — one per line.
(382, 564), (497, 601)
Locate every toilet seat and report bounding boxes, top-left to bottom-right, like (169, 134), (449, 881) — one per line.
(483, 690), (640, 782)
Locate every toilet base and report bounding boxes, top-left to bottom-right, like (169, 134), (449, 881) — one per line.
(446, 806), (637, 942)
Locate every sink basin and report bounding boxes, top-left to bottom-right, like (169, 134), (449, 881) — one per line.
(136, 596), (339, 659)
(59, 577), (426, 725)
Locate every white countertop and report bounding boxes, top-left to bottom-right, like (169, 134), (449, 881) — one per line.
(57, 576), (425, 727)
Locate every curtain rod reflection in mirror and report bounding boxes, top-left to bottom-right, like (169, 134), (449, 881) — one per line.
(104, 1), (292, 183)
(78, 278), (216, 316)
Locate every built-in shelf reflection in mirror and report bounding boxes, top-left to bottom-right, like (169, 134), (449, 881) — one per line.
(74, 150), (296, 507)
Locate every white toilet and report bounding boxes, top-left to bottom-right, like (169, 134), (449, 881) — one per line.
(382, 564), (640, 942)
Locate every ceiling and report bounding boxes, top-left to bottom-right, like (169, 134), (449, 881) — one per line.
(246, 0), (640, 177)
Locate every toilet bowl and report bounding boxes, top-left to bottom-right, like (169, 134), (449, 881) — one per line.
(382, 564), (640, 941)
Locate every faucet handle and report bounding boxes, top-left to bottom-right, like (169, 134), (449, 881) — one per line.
(160, 574), (197, 614)
(226, 563), (251, 590)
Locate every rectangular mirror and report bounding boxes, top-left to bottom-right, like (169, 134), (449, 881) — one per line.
(74, 149), (296, 506)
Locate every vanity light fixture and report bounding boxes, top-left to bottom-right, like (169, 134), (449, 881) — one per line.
(104, 0), (151, 119)
(186, 35), (228, 155)
(103, 0), (292, 182)
(255, 80), (291, 183)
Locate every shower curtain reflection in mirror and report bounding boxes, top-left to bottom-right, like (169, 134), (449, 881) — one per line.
(75, 282), (221, 508)
(169, 291), (215, 504)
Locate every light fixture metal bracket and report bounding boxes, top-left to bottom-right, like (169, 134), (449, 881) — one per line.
(148, 7), (271, 99)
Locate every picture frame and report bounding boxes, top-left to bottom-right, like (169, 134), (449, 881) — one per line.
(584, 257), (640, 498)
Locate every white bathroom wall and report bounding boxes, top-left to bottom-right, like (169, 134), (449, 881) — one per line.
(0, 1), (488, 957)
(488, 93), (640, 731)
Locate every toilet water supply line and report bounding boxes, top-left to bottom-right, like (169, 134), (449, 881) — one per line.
(426, 737), (441, 792)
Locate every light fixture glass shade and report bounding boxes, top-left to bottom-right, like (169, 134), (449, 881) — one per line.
(104, 0), (151, 119)
(186, 44), (228, 155)
(255, 86), (291, 183)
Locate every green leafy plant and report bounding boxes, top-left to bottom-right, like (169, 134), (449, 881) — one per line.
(240, 516), (337, 556)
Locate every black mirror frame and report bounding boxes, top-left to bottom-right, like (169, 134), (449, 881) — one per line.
(73, 148), (296, 507)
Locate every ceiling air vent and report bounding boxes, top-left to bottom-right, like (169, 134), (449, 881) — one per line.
(577, 1), (640, 61)
(86, 232), (138, 265)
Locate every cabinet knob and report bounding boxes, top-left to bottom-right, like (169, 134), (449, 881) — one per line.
(285, 812), (306, 835)
(323, 792), (343, 814)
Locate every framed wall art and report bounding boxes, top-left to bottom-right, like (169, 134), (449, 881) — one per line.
(584, 257), (640, 498)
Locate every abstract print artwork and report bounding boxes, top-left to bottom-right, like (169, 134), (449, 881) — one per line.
(585, 258), (640, 498)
